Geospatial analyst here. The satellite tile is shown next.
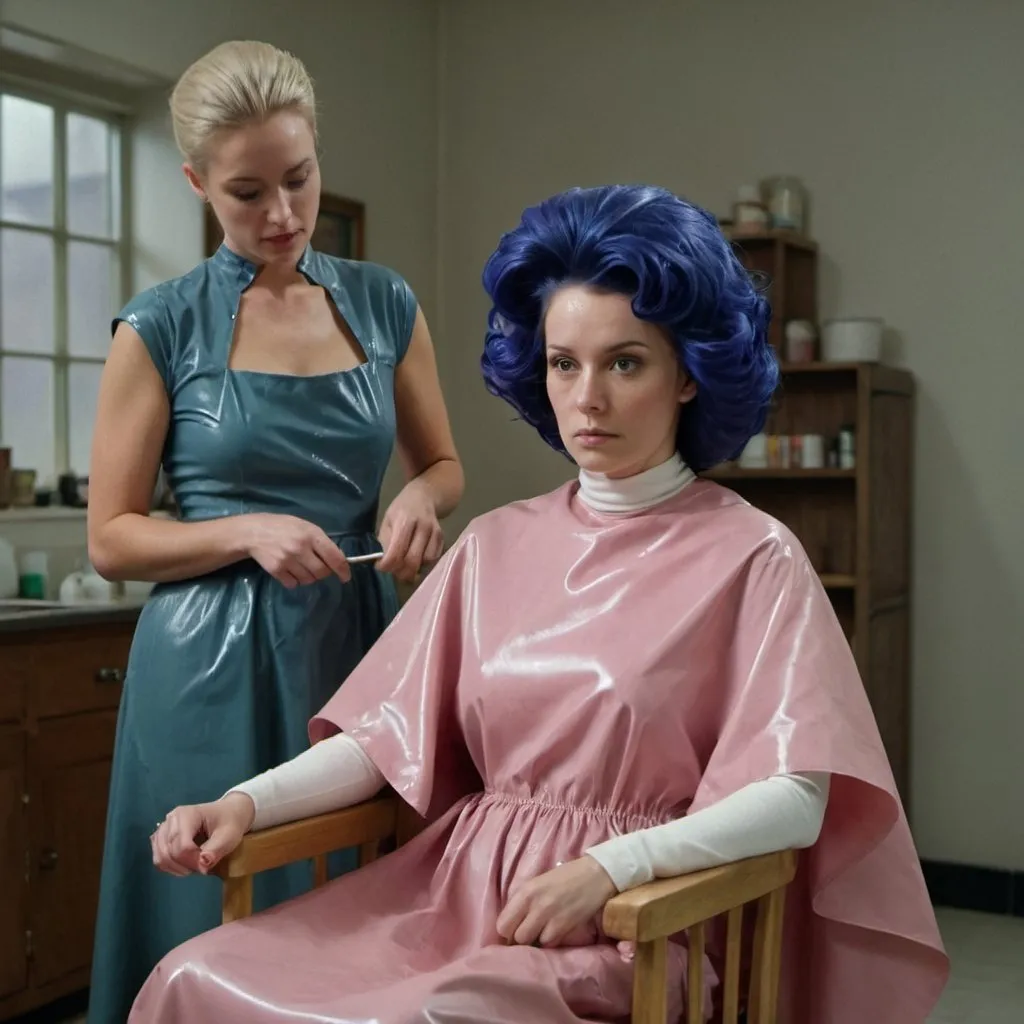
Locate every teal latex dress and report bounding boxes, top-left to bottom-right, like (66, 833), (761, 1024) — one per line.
(86, 244), (415, 1023)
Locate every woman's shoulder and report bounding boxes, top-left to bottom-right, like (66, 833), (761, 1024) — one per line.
(310, 253), (419, 362)
(117, 261), (216, 325)
(114, 261), (220, 389)
(310, 253), (412, 301)
(689, 481), (819, 590)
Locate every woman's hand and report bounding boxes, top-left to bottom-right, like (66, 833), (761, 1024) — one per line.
(241, 513), (352, 588)
(496, 856), (618, 948)
(150, 793), (255, 876)
(376, 480), (444, 582)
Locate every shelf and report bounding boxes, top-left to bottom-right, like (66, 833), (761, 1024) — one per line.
(779, 361), (864, 374)
(724, 229), (817, 253)
(819, 574), (856, 589)
(704, 467), (855, 480)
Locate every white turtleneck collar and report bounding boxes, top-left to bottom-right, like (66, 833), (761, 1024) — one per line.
(577, 452), (695, 514)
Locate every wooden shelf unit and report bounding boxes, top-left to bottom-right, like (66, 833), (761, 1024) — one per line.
(706, 236), (916, 805)
(725, 230), (817, 351)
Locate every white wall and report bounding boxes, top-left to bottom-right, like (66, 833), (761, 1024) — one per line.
(438, 0), (1024, 870)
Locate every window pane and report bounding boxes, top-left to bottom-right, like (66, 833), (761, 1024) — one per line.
(1, 356), (55, 483)
(68, 241), (117, 357)
(67, 113), (116, 238)
(0, 229), (55, 354)
(68, 361), (103, 476)
(1, 95), (54, 227)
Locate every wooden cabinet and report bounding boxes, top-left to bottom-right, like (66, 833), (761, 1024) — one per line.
(708, 232), (916, 808)
(0, 619), (136, 1021)
(0, 728), (27, 1003)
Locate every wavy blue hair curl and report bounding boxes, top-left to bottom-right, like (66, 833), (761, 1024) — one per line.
(480, 185), (777, 471)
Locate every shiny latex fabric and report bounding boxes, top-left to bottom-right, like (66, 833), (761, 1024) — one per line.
(130, 481), (949, 1024)
(87, 245), (415, 1024)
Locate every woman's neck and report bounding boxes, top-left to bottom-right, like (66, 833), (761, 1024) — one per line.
(577, 453), (695, 514)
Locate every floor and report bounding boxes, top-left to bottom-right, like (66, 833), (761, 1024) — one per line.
(927, 908), (1024, 1023)
(20, 907), (1024, 1023)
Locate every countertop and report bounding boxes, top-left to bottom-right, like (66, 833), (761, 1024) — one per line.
(0, 599), (146, 634)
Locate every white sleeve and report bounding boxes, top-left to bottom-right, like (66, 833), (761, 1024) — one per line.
(585, 772), (830, 892)
(226, 732), (387, 832)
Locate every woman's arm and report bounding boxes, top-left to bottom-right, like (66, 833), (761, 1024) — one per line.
(392, 307), (464, 518)
(226, 732), (386, 831)
(150, 733), (385, 875)
(87, 323), (251, 582)
(585, 772), (830, 891)
(377, 307), (464, 579)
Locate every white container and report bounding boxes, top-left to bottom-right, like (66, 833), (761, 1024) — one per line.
(738, 433), (768, 468)
(802, 434), (825, 469)
(821, 318), (883, 363)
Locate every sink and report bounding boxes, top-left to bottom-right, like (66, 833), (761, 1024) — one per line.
(0, 599), (66, 616)
(0, 599), (65, 610)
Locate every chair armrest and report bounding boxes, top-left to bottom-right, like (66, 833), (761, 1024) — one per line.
(602, 849), (797, 943)
(213, 796), (399, 879)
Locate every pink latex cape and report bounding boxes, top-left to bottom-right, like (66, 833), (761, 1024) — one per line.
(130, 480), (948, 1023)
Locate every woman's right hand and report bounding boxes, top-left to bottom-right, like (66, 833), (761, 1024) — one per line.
(150, 792), (255, 876)
(241, 513), (352, 588)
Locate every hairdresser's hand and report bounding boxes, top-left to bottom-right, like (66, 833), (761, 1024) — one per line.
(496, 856), (618, 948)
(241, 513), (351, 588)
(150, 792), (255, 877)
(376, 480), (444, 583)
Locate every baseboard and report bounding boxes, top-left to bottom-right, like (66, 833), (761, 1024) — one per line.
(922, 859), (1024, 917)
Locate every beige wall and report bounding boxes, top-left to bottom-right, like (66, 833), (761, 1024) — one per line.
(438, 0), (1024, 870)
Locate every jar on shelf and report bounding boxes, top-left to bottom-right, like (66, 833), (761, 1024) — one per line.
(784, 319), (817, 363)
(761, 175), (807, 233)
(732, 185), (769, 232)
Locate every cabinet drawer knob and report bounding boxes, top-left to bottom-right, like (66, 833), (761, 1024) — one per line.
(39, 849), (58, 870)
(95, 667), (124, 684)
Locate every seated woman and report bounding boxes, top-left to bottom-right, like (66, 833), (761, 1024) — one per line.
(139, 185), (948, 1023)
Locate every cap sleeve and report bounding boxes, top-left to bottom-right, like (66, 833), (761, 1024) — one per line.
(113, 288), (176, 393)
(394, 274), (418, 364)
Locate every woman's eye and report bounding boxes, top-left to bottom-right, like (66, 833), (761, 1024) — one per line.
(613, 357), (640, 372)
(287, 177), (308, 191)
(233, 191), (259, 202)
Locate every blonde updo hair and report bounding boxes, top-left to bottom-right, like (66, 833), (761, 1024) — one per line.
(169, 40), (317, 170)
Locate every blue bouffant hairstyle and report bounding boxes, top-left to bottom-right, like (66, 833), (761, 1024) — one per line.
(480, 184), (778, 471)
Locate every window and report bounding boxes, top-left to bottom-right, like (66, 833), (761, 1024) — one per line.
(0, 83), (128, 489)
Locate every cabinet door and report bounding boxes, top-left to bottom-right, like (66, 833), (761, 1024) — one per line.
(0, 726), (27, 1000)
(26, 711), (116, 989)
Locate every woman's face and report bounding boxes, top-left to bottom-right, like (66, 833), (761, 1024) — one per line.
(544, 285), (695, 479)
(186, 109), (320, 268)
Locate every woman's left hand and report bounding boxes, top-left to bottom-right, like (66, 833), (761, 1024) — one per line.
(496, 856), (618, 948)
(376, 481), (444, 582)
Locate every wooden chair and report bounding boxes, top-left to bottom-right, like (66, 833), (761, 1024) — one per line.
(215, 794), (796, 1023)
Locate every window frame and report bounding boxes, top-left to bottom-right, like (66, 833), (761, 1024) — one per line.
(0, 75), (132, 480)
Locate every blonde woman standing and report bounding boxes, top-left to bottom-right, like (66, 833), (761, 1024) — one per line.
(86, 40), (462, 1022)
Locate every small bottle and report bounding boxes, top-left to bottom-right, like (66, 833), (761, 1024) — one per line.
(791, 435), (804, 468)
(761, 176), (808, 233)
(838, 426), (856, 470)
(19, 550), (49, 600)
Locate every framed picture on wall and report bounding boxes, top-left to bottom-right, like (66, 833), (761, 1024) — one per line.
(204, 191), (366, 260)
